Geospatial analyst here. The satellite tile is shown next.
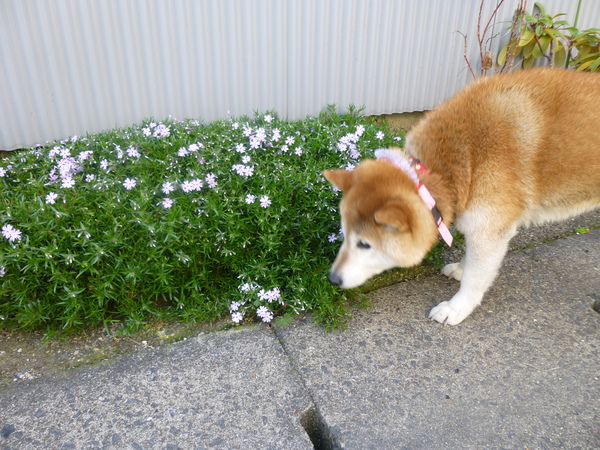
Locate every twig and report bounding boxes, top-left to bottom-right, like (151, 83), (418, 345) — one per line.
(479, 0), (508, 74)
(458, 30), (477, 79)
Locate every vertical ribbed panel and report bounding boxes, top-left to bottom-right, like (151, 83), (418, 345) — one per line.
(1, 0), (598, 150)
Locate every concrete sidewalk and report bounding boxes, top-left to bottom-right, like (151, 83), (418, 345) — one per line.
(1, 229), (599, 449)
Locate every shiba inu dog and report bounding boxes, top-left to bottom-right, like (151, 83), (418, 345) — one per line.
(325, 68), (600, 325)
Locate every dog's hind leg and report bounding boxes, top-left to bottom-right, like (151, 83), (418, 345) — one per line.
(441, 260), (465, 281)
(429, 215), (518, 325)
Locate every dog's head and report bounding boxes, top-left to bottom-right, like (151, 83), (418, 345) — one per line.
(324, 159), (439, 289)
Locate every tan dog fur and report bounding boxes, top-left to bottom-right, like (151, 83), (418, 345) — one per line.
(325, 68), (600, 325)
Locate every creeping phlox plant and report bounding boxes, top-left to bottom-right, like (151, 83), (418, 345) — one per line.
(0, 108), (402, 333)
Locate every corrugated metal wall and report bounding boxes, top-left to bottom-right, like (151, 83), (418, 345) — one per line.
(1, 0), (599, 150)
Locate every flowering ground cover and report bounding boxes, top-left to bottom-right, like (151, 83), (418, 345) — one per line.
(0, 107), (405, 334)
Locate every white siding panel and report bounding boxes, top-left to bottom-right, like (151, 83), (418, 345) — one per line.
(1, 0), (599, 150)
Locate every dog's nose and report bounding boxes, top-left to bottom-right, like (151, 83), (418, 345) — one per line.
(327, 271), (343, 286)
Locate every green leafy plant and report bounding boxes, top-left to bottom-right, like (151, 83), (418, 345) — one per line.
(0, 107), (405, 334)
(498, 1), (600, 72)
(568, 26), (600, 71)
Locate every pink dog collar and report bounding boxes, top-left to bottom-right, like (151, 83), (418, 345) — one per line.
(416, 184), (453, 246)
(374, 149), (453, 246)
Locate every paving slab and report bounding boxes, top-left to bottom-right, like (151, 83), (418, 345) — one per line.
(0, 326), (313, 449)
(277, 229), (600, 448)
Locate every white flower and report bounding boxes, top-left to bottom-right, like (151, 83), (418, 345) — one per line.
(78, 150), (93, 161)
(190, 179), (203, 191)
(162, 198), (173, 209)
(178, 147), (189, 157)
(239, 282), (254, 292)
(181, 179), (202, 193)
(295, 147), (303, 156)
(258, 288), (281, 303)
(123, 178), (137, 190)
(2, 224), (22, 242)
(0, 167), (6, 177)
(85, 174), (95, 182)
(153, 123), (170, 138)
(355, 125), (365, 136)
(232, 164), (254, 178)
(230, 301), (241, 312)
(61, 177), (75, 189)
(256, 306), (273, 323)
(376, 131), (385, 140)
(250, 128), (267, 149)
(235, 144), (246, 153)
(285, 136), (295, 146)
(271, 128), (281, 142)
(45, 192), (58, 204)
(205, 173), (217, 188)
(264, 114), (273, 123)
(126, 146), (141, 158)
(245, 194), (256, 204)
(162, 182), (175, 194)
(231, 312), (244, 323)
(259, 195), (271, 208)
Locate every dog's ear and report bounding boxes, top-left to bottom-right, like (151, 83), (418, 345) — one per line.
(323, 169), (354, 193)
(374, 201), (412, 232)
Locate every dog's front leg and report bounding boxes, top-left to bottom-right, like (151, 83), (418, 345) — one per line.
(429, 224), (517, 325)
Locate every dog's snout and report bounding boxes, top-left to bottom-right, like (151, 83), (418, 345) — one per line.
(328, 271), (343, 286)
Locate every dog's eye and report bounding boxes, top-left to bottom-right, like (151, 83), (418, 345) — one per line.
(357, 240), (371, 250)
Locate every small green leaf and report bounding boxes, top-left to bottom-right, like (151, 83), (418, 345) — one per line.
(535, 24), (543, 36)
(518, 30), (535, 47)
(498, 43), (509, 66)
(551, 40), (565, 53)
(534, 2), (546, 17)
(553, 45), (567, 67)
(523, 39), (537, 59)
(522, 57), (535, 69)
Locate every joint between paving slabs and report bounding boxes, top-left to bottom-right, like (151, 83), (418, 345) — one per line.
(271, 325), (341, 450)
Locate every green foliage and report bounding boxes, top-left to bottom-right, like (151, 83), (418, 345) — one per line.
(0, 107), (404, 333)
(498, 2), (600, 72)
(569, 27), (600, 71)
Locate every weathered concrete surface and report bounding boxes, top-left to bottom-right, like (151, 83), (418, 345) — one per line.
(276, 229), (600, 448)
(0, 327), (313, 449)
(0, 229), (599, 449)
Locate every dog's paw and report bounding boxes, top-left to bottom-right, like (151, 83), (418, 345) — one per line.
(428, 301), (471, 325)
(441, 263), (463, 281)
